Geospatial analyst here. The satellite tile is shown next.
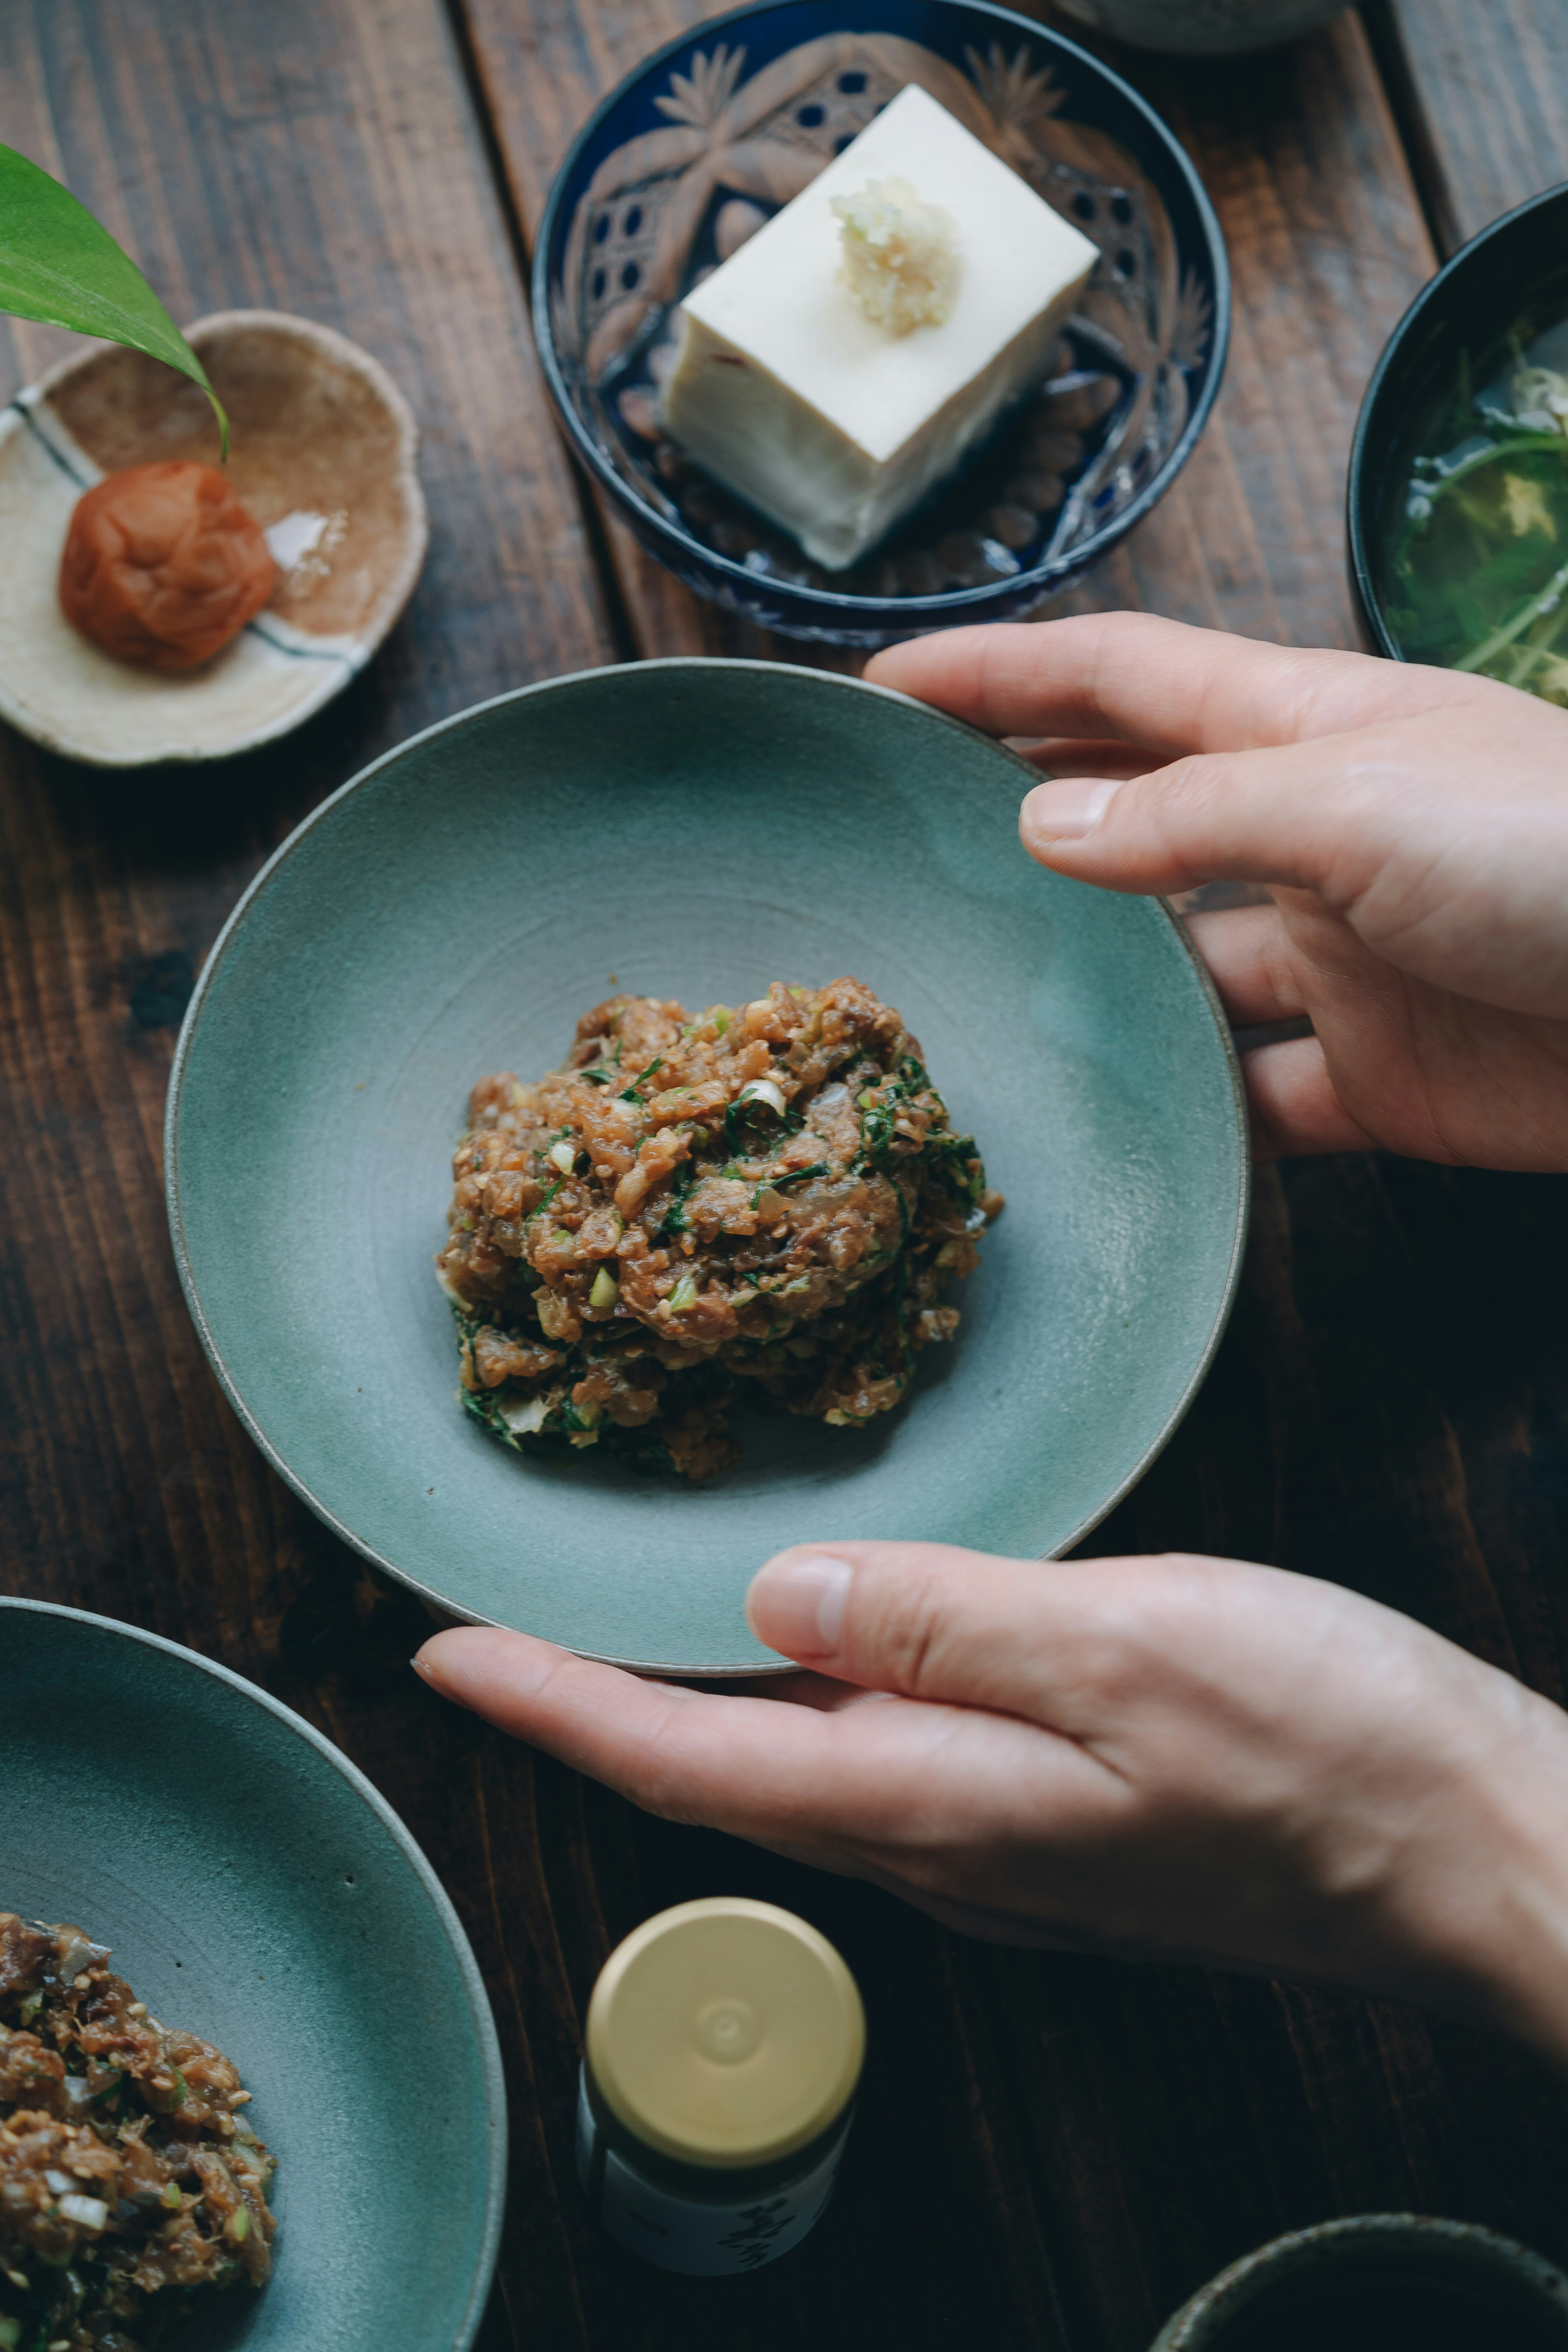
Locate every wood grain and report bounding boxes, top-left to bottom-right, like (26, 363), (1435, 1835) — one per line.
(4, 6), (1568, 2351)
(1371, 0), (1568, 252)
(0, 7), (610, 2350)
(448, 3), (1568, 2341)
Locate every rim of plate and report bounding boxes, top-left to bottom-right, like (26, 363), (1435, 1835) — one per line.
(0, 1593), (507, 2352)
(165, 657), (1252, 1677)
(532, 0), (1232, 626)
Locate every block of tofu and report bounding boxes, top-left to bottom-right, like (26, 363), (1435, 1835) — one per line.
(662, 83), (1100, 571)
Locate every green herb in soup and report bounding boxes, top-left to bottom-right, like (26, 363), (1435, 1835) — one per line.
(1383, 321), (1568, 703)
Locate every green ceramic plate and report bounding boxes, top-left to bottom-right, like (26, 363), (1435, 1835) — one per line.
(167, 659), (1248, 1675)
(0, 1598), (506, 2351)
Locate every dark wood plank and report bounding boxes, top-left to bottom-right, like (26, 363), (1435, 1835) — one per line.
(450, 7), (1568, 2349)
(6, 9), (1568, 2352)
(1371, 0), (1568, 252)
(457, 0), (1434, 656)
(0, 9), (616, 2352)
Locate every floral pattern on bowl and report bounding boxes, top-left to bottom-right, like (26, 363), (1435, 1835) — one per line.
(535, 0), (1228, 644)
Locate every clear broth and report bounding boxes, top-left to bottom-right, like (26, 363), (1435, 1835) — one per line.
(1381, 313), (1568, 703)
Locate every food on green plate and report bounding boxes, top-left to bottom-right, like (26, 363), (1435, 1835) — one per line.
(1383, 315), (1568, 702)
(0, 1912), (276, 2350)
(437, 978), (1000, 1479)
(58, 461), (277, 671)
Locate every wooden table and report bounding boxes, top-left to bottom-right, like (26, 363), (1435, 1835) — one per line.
(2, 5), (1566, 2345)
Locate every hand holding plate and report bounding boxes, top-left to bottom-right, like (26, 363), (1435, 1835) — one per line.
(870, 613), (1568, 1168)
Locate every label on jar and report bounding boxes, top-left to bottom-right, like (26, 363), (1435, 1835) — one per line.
(575, 2069), (847, 2275)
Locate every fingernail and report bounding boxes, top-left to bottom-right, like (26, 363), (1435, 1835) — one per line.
(1020, 777), (1120, 846)
(745, 1551), (852, 1659)
(411, 1627), (537, 1709)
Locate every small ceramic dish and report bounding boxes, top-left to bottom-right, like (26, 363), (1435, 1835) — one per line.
(1150, 2213), (1568, 2348)
(0, 1595), (506, 2352)
(534, 0), (1228, 647)
(166, 658), (1249, 1677)
(0, 310), (427, 766)
(1348, 180), (1568, 667)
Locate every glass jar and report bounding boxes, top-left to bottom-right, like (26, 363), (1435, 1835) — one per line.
(576, 1896), (864, 2275)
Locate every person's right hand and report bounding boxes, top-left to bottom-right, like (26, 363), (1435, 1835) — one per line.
(867, 616), (1568, 1169)
(416, 1541), (1568, 2070)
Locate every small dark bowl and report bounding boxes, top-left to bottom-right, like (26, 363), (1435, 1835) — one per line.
(1150, 2213), (1568, 2349)
(1349, 179), (1568, 661)
(533, 0), (1229, 646)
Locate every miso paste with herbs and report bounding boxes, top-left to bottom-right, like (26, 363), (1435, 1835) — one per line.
(437, 979), (1000, 1479)
(0, 1913), (276, 2351)
(1384, 319), (1568, 702)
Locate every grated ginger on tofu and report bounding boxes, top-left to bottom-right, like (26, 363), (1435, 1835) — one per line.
(830, 176), (961, 335)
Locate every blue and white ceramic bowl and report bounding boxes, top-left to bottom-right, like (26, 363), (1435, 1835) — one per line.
(534, 0), (1229, 646)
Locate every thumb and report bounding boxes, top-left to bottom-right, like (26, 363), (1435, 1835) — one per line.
(745, 1539), (1110, 1721)
(1019, 737), (1380, 900)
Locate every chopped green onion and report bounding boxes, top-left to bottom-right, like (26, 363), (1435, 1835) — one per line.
(225, 2206), (250, 2243)
(58, 2192), (109, 2231)
(589, 1267), (619, 1310)
(712, 1007), (731, 1035)
(548, 1140), (575, 1174)
(658, 1160), (699, 1235)
(162, 2181), (183, 2209)
(669, 1276), (698, 1312)
(750, 1160), (828, 1210)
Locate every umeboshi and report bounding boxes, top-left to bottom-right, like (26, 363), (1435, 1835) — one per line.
(58, 460), (278, 672)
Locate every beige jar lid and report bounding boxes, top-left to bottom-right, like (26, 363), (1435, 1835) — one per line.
(585, 1898), (865, 2170)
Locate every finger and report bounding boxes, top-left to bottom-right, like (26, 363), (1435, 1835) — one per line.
(412, 1623), (1079, 1850)
(867, 612), (1472, 755)
(415, 1628), (833, 1822)
(744, 1541), (1271, 1736)
(1240, 1033), (1377, 1160)
(1017, 736), (1400, 901)
(1185, 903), (1308, 1027)
(1010, 736), (1154, 781)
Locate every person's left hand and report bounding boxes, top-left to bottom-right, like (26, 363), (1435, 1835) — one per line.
(414, 1540), (1568, 2065)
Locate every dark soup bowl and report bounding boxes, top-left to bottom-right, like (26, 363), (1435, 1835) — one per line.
(1151, 2214), (1568, 2352)
(534, 0), (1228, 647)
(1349, 179), (1568, 702)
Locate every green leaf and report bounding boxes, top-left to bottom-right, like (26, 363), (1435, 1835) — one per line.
(0, 144), (229, 457)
